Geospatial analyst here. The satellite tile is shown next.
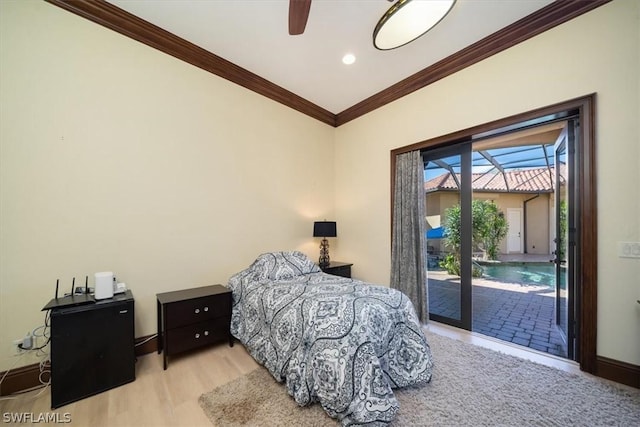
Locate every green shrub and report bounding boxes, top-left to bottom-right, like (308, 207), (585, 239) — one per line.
(440, 199), (508, 276)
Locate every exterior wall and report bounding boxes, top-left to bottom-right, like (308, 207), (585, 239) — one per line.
(525, 194), (551, 254)
(426, 191), (551, 255)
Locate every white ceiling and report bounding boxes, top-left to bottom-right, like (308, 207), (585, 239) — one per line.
(108, 0), (554, 114)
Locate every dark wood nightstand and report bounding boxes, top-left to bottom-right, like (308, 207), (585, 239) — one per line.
(319, 261), (353, 278)
(157, 285), (233, 370)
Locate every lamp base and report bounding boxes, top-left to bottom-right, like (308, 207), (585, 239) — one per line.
(318, 238), (330, 268)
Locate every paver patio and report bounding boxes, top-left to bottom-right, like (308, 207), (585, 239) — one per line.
(428, 264), (567, 358)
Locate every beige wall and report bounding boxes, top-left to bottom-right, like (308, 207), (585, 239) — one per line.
(335, 0), (640, 365)
(0, 1), (334, 370)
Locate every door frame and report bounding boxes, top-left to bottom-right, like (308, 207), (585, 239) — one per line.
(390, 94), (596, 373)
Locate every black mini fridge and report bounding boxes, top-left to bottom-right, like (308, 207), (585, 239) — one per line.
(50, 291), (135, 408)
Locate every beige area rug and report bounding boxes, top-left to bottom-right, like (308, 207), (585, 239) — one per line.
(199, 331), (640, 426)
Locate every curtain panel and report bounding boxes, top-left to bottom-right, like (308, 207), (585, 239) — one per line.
(391, 150), (428, 323)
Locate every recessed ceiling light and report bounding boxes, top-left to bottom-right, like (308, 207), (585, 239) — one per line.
(342, 53), (356, 65)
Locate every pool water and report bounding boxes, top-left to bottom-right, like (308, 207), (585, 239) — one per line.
(480, 263), (565, 289)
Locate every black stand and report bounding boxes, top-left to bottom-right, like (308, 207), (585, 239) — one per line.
(49, 291), (135, 408)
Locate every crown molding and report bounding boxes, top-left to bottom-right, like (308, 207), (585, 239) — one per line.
(335, 0), (611, 126)
(45, 0), (610, 128)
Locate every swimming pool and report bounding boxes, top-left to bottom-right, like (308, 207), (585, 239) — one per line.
(480, 262), (565, 288)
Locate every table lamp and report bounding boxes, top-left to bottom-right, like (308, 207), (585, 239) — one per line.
(313, 221), (337, 267)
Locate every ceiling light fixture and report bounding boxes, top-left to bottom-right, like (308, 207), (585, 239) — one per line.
(373, 0), (456, 50)
(342, 53), (356, 65)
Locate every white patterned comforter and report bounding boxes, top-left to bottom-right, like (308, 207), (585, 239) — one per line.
(229, 252), (433, 426)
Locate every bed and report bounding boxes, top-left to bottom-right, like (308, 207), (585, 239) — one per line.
(228, 251), (433, 426)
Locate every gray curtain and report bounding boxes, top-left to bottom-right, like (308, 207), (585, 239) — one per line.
(391, 150), (428, 323)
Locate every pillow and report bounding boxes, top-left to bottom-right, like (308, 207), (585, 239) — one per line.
(249, 251), (320, 280)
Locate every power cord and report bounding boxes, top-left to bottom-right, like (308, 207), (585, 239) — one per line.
(17, 340), (49, 352)
(0, 311), (51, 401)
(135, 333), (158, 347)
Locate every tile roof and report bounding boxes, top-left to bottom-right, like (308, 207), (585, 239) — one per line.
(424, 165), (567, 193)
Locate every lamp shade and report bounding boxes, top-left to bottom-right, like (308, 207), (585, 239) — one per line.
(313, 221), (337, 238)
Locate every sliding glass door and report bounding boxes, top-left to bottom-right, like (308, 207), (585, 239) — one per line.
(403, 98), (594, 366)
(424, 117), (580, 361)
(554, 122), (576, 359)
(424, 144), (472, 330)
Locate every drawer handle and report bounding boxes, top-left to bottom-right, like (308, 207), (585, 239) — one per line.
(204, 307), (209, 312)
(204, 331), (209, 336)
(195, 333), (200, 339)
(195, 308), (200, 314)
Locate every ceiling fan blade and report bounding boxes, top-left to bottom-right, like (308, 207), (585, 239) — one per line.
(289, 0), (312, 35)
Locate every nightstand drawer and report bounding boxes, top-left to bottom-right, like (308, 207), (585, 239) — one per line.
(165, 294), (231, 329)
(166, 318), (230, 354)
(157, 285), (234, 369)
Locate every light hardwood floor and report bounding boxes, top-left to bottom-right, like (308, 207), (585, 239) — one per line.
(0, 343), (259, 426)
(0, 322), (582, 426)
